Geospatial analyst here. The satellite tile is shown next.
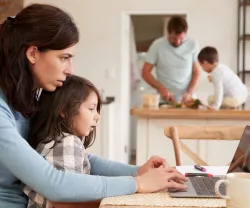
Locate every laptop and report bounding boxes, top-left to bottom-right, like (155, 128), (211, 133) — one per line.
(169, 125), (250, 198)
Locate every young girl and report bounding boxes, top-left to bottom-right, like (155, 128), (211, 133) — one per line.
(22, 75), (101, 207)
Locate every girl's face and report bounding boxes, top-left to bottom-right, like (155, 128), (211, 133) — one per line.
(73, 91), (100, 137)
(27, 45), (76, 91)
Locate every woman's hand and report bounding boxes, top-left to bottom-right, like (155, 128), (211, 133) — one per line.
(138, 156), (168, 175)
(134, 166), (188, 193)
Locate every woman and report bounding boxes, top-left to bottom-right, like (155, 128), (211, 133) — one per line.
(0, 3), (187, 208)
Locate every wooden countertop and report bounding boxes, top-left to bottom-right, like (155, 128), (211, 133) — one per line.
(130, 107), (250, 119)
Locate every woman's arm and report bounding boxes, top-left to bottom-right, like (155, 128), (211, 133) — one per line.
(88, 154), (139, 176)
(0, 107), (136, 202)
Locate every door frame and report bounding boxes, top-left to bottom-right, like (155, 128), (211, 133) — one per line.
(120, 11), (189, 163)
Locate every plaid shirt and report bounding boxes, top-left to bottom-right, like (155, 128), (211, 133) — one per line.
(22, 134), (91, 208)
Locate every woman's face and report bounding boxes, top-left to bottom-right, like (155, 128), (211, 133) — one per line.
(28, 44), (76, 91)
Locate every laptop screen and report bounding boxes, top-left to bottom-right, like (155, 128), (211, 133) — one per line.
(227, 125), (250, 173)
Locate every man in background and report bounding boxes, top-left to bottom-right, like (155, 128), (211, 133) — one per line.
(142, 16), (200, 104)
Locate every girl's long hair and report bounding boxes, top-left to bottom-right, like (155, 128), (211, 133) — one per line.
(28, 75), (102, 149)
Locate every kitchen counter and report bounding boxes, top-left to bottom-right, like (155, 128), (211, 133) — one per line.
(130, 107), (250, 166)
(130, 107), (250, 119)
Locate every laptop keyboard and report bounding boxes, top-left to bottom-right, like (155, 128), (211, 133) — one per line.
(189, 177), (226, 196)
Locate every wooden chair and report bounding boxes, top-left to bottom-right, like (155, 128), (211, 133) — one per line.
(164, 125), (245, 166)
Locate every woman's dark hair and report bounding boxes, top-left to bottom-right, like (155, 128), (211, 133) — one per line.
(0, 4), (79, 117)
(198, 46), (219, 64)
(167, 16), (188, 34)
(28, 75), (102, 149)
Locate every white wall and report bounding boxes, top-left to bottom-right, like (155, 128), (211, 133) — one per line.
(24, 0), (242, 162)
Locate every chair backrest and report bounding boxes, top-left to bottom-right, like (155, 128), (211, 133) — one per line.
(164, 125), (245, 166)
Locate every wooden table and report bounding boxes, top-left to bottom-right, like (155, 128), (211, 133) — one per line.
(100, 166), (227, 208)
(130, 107), (250, 165)
(54, 200), (224, 208)
(100, 192), (225, 208)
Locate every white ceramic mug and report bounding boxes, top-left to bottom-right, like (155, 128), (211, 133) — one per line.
(215, 172), (250, 208)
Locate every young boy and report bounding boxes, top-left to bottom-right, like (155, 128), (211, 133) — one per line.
(198, 46), (248, 110)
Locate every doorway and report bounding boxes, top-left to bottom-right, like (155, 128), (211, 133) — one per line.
(120, 11), (188, 163)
